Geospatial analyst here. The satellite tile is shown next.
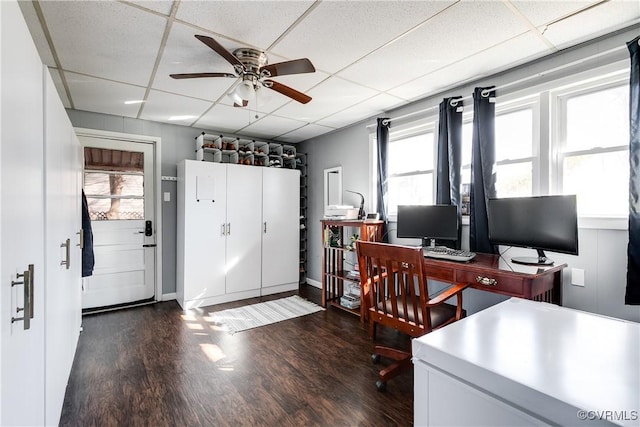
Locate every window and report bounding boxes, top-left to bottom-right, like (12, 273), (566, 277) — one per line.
(84, 148), (145, 220)
(386, 130), (435, 216)
(460, 103), (536, 211)
(557, 82), (629, 216)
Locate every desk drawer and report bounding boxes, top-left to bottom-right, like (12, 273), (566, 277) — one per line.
(425, 265), (454, 282)
(455, 270), (524, 296)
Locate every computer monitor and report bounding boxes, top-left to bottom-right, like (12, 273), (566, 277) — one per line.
(487, 195), (579, 266)
(397, 205), (458, 247)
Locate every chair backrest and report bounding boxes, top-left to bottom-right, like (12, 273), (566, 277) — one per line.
(356, 241), (432, 337)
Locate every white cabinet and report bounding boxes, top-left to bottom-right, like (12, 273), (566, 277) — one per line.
(177, 160), (299, 309)
(262, 167), (300, 289)
(1, 1), (82, 425)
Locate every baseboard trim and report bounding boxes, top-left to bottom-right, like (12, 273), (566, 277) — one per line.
(306, 278), (321, 289)
(162, 292), (177, 301)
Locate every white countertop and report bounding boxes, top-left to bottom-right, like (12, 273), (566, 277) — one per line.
(413, 298), (640, 426)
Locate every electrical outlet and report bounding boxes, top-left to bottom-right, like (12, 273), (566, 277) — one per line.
(571, 268), (585, 287)
(163, 192), (171, 202)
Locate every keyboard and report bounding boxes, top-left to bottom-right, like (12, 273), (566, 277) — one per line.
(423, 246), (476, 262)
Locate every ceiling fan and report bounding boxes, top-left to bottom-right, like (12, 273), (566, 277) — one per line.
(170, 35), (316, 107)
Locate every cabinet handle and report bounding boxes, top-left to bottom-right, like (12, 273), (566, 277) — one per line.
(227, 223), (231, 236)
(60, 238), (70, 270)
(221, 223), (226, 236)
(476, 276), (497, 286)
(76, 230), (84, 248)
(11, 265), (33, 330)
(264, 222), (267, 234)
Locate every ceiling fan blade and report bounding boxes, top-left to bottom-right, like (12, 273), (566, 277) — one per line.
(260, 58), (315, 77)
(170, 72), (236, 79)
(233, 100), (249, 108)
(264, 80), (311, 104)
(194, 35), (245, 70)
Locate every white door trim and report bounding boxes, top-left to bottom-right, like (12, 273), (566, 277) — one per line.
(74, 127), (162, 304)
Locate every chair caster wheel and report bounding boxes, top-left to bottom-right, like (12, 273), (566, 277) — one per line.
(376, 380), (386, 392)
(371, 353), (380, 364)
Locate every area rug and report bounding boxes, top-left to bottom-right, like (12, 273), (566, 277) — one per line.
(209, 295), (324, 334)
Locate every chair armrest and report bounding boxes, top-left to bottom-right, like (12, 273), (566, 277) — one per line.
(425, 283), (468, 307)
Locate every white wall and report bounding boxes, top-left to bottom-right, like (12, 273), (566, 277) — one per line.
(299, 26), (640, 322)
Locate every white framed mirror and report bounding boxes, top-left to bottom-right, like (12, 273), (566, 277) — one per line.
(324, 166), (343, 216)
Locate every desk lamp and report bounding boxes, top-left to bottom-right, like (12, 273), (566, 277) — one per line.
(346, 190), (365, 220)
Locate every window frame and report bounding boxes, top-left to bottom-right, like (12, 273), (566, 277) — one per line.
(552, 75), (629, 220)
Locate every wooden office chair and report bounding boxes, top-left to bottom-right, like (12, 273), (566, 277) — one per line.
(356, 241), (467, 391)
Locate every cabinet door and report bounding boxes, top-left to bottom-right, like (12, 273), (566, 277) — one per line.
(181, 161), (227, 301)
(1, 1), (46, 424)
(225, 165), (262, 293)
(43, 70), (82, 425)
(261, 168), (300, 288)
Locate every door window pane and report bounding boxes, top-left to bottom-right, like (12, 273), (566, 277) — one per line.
(84, 147), (145, 221)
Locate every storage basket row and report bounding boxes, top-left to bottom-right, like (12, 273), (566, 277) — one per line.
(195, 133), (300, 168)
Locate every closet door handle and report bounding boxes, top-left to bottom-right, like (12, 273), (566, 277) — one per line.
(264, 222), (267, 234)
(11, 266), (33, 330)
(227, 223), (231, 236)
(221, 223), (226, 236)
(60, 238), (70, 269)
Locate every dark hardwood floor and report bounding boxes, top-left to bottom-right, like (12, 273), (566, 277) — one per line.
(60, 285), (414, 426)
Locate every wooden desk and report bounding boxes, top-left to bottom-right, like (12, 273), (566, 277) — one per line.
(422, 253), (565, 305)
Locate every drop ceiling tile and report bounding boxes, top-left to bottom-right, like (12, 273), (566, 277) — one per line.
(275, 77), (379, 123)
(316, 93), (405, 129)
(337, 1), (531, 92)
(175, 1), (313, 50)
(154, 22), (241, 101)
(48, 68), (71, 109)
(39, 1), (166, 86)
(275, 124), (335, 143)
(388, 32), (551, 101)
(510, 0), (602, 26)
(239, 115), (307, 140)
(140, 90), (212, 126)
(195, 104), (264, 134)
(65, 72), (146, 118)
(541, 1), (640, 50)
(127, 1), (174, 16)
(271, 0), (455, 73)
(18, 1), (56, 67)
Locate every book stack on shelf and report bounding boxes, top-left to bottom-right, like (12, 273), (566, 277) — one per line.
(340, 293), (360, 309)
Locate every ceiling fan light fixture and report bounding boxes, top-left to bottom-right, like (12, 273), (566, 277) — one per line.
(235, 80), (254, 101)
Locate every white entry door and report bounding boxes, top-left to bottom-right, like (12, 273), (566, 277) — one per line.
(79, 136), (156, 309)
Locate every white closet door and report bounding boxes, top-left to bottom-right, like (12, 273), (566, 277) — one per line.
(225, 164), (262, 294)
(180, 161), (227, 301)
(43, 70), (82, 426)
(261, 168), (300, 288)
(0, 1), (46, 424)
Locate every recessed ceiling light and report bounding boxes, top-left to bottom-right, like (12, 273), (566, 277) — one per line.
(124, 100), (145, 105)
(168, 115), (196, 121)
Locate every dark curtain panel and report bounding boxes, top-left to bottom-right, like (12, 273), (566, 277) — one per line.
(376, 118), (390, 242)
(626, 36), (640, 305)
(469, 87), (497, 254)
(436, 97), (463, 249)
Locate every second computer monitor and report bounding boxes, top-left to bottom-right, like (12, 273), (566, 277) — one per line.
(397, 204), (458, 245)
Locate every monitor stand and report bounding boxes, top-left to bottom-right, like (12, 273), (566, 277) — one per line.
(511, 249), (554, 266)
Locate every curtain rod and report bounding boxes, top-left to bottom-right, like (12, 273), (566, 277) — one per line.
(366, 42), (628, 129)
